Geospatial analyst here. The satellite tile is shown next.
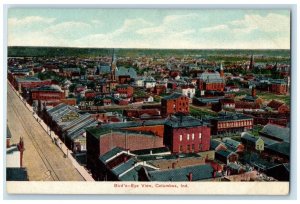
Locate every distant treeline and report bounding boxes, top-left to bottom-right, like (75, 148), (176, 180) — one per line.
(8, 46), (291, 59)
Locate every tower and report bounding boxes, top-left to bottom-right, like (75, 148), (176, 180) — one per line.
(111, 49), (117, 81)
(220, 62), (224, 78)
(249, 54), (254, 70)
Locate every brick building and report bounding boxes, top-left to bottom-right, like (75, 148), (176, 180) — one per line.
(210, 113), (253, 135)
(161, 93), (189, 116)
(267, 100), (290, 114)
(164, 115), (211, 153)
(270, 81), (288, 95)
(116, 84), (134, 98)
(30, 85), (65, 105)
(197, 71), (225, 92)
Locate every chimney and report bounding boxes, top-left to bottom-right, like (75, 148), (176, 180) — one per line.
(188, 172), (193, 181)
(252, 87), (256, 97)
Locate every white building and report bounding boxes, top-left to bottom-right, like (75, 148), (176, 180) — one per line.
(181, 85), (196, 99)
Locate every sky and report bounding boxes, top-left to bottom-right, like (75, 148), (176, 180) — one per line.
(7, 9), (290, 49)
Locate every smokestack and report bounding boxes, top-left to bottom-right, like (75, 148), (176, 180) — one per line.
(188, 172), (193, 181)
(252, 87), (256, 97)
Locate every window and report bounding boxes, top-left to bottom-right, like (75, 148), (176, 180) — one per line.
(179, 135), (182, 141)
(199, 144), (202, 151)
(192, 144), (195, 152)
(187, 145), (190, 152)
(187, 134), (190, 141)
(192, 133), (194, 140)
(179, 145), (183, 152)
(199, 133), (202, 139)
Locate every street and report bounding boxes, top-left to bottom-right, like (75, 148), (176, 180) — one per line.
(7, 83), (85, 181)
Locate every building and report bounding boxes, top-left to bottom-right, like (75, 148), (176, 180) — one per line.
(241, 87), (263, 104)
(270, 80), (288, 95)
(180, 84), (196, 99)
(267, 100), (290, 114)
(161, 93), (189, 116)
(144, 76), (156, 88)
(210, 113), (253, 135)
(44, 103), (98, 152)
(164, 115), (211, 153)
(241, 132), (265, 152)
(222, 138), (244, 153)
(215, 150), (239, 165)
(30, 85), (65, 106)
(86, 119), (166, 176)
(235, 101), (261, 112)
(197, 70), (225, 92)
(259, 123), (290, 143)
(144, 164), (221, 181)
(116, 84), (134, 98)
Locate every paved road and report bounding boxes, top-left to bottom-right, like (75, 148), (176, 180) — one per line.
(7, 84), (84, 181)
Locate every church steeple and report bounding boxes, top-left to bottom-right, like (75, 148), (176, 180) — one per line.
(111, 49), (117, 81)
(220, 62), (224, 78)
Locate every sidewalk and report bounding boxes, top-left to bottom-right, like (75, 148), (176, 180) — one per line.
(9, 82), (95, 181)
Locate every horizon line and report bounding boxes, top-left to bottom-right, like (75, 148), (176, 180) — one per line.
(7, 45), (291, 51)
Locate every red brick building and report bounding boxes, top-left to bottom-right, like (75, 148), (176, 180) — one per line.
(161, 93), (189, 116)
(270, 81), (288, 95)
(197, 71), (225, 92)
(116, 85), (134, 98)
(267, 100), (290, 114)
(85, 90), (96, 99)
(210, 113), (253, 135)
(164, 115), (211, 153)
(30, 85), (65, 104)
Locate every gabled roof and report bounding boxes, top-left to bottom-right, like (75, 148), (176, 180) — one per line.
(265, 142), (290, 157)
(267, 100), (285, 109)
(162, 92), (185, 100)
(241, 132), (261, 143)
(99, 147), (126, 164)
(210, 139), (225, 150)
(147, 164), (218, 181)
(116, 67), (137, 79)
(215, 150), (237, 158)
(222, 138), (242, 151)
(259, 124), (290, 142)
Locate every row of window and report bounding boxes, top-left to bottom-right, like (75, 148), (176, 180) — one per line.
(218, 120), (252, 128)
(179, 144), (202, 152)
(179, 133), (202, 141)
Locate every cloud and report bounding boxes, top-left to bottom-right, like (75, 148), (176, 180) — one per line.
(199, 25), (229, 32)
(230, 13), (290, 33)
(7, 12), (290, 49)
(8, 16), (55, 27)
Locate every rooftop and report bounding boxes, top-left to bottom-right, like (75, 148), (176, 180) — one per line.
(165, 115), (207, 128)
(162, 92), (185, 100)
(147, 164), (219, 181)
(259, 124), (290, 142)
